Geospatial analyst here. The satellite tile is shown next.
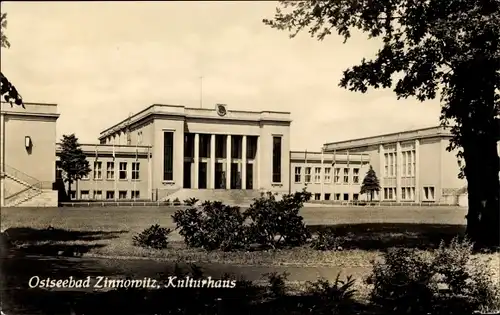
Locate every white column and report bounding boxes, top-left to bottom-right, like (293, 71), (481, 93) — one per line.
(379, 144), (384, 201)
(194, 133), (200, 189)
(256, 136), (261, 190)
(147, 147), (152, 200)
(0, 113), (5, 207)
(210, 134), (216, 189)
(320, 149), (324, 200)
(242, 135), (247, 190)
(415, 139), (420, 202)
(226, 135), (231, 189)
(396, 141), (402, 202)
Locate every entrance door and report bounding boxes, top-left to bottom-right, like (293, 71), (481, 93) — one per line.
(183, 161), (192, 188)
(198, 162), (207, 189)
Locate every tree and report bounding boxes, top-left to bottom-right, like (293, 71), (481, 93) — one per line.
(360, 166), (380, 202)
(59, 134), (90, 197)
(1, 13), (23, 107)
(264, 1), (500, 248)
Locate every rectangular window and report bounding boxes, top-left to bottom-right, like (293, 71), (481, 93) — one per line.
(324, 167), (331, 183)
(163, 131), (174, 181)
(325, 193), (331, 201)
(93, 190), (102, 200)
(402, 152), (407, 176)
(353, 193), (359, 201)
(81, 190), (89, 200)
(294, 167), (302, 183)
(335, 193), (341, 201)
(389, 153), (394, 177)
(334, 168), (340, 183)
(402, 188), (406, 200)
(106, 162), (115, 180)
(411, 150), (415, 177)
(353, 168), (359, 184)
(132, 162), (140, 180)
(119, 162), (128, 180)
(93, 161), (102, 180)
(343, 168), (349, 184)
(389, 188), (394, 200)
(423, 186), (435, 201)
(305, 167), (311, 183)
(384, 153), (389, 177)
(118, 190), (127, 199)
(272, 136), (282, 183)
(70, 190), (76, 200)
(314, 193), (321, 200)
(131, 190), (140, 199)
(343, 193), (349, 201)
(314, 167), (321, 183)
(106, 191), (115, 200)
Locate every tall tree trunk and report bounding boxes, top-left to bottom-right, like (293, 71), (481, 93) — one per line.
(463, 134), (500, 249)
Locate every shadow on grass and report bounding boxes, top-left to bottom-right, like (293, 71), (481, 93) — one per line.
(1, 227), (128, 257)
(308, 223), (466, 251)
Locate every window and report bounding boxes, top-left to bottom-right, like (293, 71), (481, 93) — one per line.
(389, 153), (394, 176)
(163, 131), (174, 181)
(334, 168), (340, 183)
(294, 167), (302, 183)
(402, 152), (407, 176)
(106, 191), (115, 200)
(272, 136), (282, 183)
(107, 162), (115, 180)
(384, 153), (389, 177)
(324, 167), (331, 183)
(55, 162), (63, 180)
(343, 193), (349, 201)
(314, 193), (321, 200)
(70, 190), (76, 200)
(423, 186), (435, 201)
(305, 167), (312, 183)
(343, 168), (349, 184)
(119, 162), (127, 180)
(401, 188), (406, 200)
(325, 193), (331, 201)
(353, 193), (359, 201)
(131, 191), (140, 199)
(118, 190), (127, 199)
(353, 168), (359, 184)
(335, 193), (341, 201)
(314, 167), (321, 183)
(410, 150), (415, 176)
(383, 187), (396, 200)
(93, 190), (102, 200)
(132, 162), (140, 180)
(81, 190), (89, 200)
(93, 161), (102, 180)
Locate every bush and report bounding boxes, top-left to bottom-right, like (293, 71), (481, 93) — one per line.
(173, 198), (181, 206)
(310, 228), (344, 251)
(368, 237), (500, 315)
(303, 275), (357, 314)
(264, 271), (289, 298)
(183, 197), (199, 206)
(172, 201), (248, 251)
(132, 224), (171, 250)
(244, 189), (311, 249)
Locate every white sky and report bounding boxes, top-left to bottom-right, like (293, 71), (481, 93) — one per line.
(1, 1), (441, 150)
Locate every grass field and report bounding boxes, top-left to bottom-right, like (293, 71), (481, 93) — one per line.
(1, 205), (474, 266)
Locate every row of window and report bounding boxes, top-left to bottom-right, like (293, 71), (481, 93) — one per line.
(294, 167), (360, 184)
(313, 193), (360, 201)
(83, 162), (140, 181)
(184, 134), (258, 160)
(383, 186), (435, 201)
(69, 190), (141, 200)
(383, 150), (416, 178)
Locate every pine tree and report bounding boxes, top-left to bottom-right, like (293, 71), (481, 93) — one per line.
(59, 134), (90, 197)
(360, 166), (380, 202)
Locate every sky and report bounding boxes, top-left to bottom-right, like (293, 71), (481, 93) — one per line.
(1, 1), (442, 151)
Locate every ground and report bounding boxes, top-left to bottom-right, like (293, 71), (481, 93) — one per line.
(1, 205), (499, 314)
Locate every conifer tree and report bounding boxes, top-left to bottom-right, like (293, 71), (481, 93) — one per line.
(360, 166), (380, 202)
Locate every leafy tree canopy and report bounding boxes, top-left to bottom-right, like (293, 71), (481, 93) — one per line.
(1, 13), (23, 107)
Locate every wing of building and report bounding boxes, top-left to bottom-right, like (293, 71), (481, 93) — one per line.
(2, 101), (492, 207)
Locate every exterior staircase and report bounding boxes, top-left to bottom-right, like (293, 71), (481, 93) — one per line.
(1, 164), (55, 207)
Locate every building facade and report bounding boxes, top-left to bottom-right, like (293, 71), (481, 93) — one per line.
(1, 101), (477, 207)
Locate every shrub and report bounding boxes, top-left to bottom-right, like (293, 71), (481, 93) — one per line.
(264, 271), (289, 298)
(244, 189), (311, 249)
(303, 275), (357, 314)
(172, 201), (247, 251)
(132, 224), (171, 250)
(368, 237), (500, 315)
(310, 228), (344, 251)
(173, 198), (181, 206)
(183, 197), (199, 207)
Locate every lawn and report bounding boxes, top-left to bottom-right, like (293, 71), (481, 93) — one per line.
(0, 205), (474, 267)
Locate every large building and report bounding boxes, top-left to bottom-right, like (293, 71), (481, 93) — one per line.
(1, 101), (475, 207)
